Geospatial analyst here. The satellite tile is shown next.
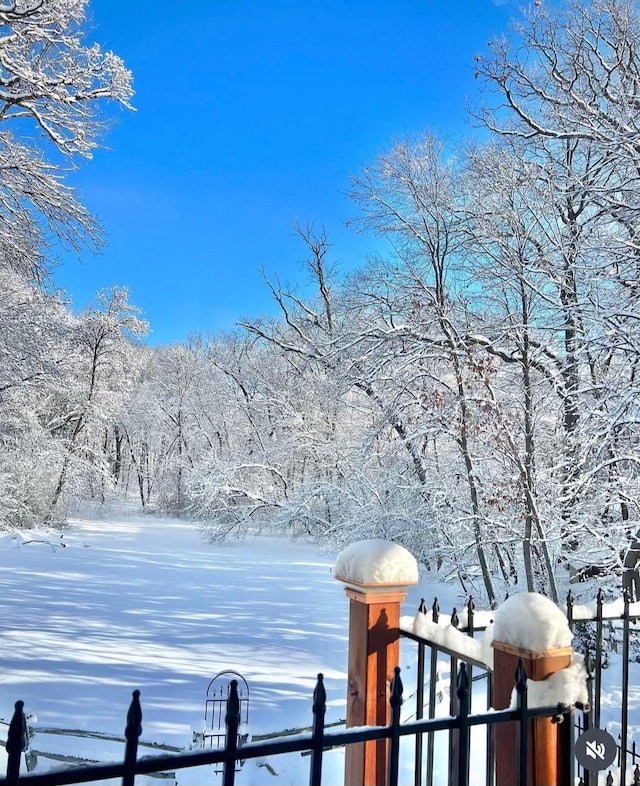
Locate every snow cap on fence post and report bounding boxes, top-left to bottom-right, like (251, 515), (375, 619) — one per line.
(491, 592), (579, 786)
(334, 539), (418, 786)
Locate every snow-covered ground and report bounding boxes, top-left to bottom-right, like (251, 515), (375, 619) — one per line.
(0, 516), (458, 785)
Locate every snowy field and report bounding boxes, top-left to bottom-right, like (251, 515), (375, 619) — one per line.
(0, 516), (457, 785)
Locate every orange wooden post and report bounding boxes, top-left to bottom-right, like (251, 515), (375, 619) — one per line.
(491, 593), (574, 786)
(335, 540), (418, 786)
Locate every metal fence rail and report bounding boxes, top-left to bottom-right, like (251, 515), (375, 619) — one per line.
(1, 666), (570, 786)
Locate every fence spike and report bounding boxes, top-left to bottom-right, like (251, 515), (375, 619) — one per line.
(418, 598), (427, 614)
(566, 589), (574, 626)
(585, 650), (595, 678)
(456, 662), (470, 700)
(7, 699), (28, 751)
(515, 658), (528, 695)
(125, 690), (142, 741)
(225, 680), (241, 730)
(390, 666), (403, 709)
(6, 699), (28, 785)
(451, 607), (459, 628)
(633, 762), (640, 785)
(123, 690), (142, 786)
(466, 597), (475, 636)
(607, 771), (614, 786)
(432, 597), (440, 623)
(312, 673), (326, 715)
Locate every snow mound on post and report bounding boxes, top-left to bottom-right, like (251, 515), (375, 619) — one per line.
(493, 592), (572, 651)
(334, 539), (418, 585)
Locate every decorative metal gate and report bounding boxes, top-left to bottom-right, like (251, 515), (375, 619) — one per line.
(200, 671), (249, 751)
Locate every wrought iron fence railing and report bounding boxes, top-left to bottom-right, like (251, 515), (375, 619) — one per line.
(1, 665), (570, 786)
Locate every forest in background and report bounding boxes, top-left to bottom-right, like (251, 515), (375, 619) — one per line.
(1, 0), (640, 606)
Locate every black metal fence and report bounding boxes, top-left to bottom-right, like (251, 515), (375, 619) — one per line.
(567, 588), (640, 786)
(400, 588), (640, 786)
(1, 665), (570, 786)
(5, 587), (635, 786)
(400, 597), (495, 786)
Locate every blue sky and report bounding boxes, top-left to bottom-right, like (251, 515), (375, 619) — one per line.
(55, 0), (523, 345)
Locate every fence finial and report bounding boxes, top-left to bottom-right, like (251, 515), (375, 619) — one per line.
(7, 700), (28, 753)
(456, 662), (470, 700)
(515, 658), (528, 695)
(6, 699), (28, 785)
(418, 597), (427, 614)
(390, 666), (403, 709)
(313, 673), (326, 715)
(125, 690), (142, 741)
(466, 597), (475, 634)
(123, 691), (142, 786)
(225, 680), (240, 730)
(432, 597), (440, 623)
(566, 590), (574, 625)
(451, 607), (459, 628)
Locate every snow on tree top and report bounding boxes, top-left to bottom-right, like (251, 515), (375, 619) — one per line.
(334, 539), (418, 586)
(493, 592), (572, 652)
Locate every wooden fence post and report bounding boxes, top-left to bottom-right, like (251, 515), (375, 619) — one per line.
(334, 540), (418, 786)
(491, 593), (575, 786)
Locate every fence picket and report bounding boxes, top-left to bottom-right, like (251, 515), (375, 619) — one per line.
(6, 700), (27, 786)
(456, 663), (470, 786)
(426, 595), (440, 786)
(595, 588), (604, 728)
(515, 659), (528, 786)
(414, 599), (427, 786)
(387, 667), (403, 786)
(622, 588), (631, 786)
(309, 673), (326, 786)
(122, 690), (142, 786)
(222, 680), (240, 786)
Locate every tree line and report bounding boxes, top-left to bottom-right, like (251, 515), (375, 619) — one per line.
(2, 0), (640, 604)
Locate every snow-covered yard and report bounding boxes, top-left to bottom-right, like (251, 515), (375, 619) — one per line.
(0, 516), (451, 785)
